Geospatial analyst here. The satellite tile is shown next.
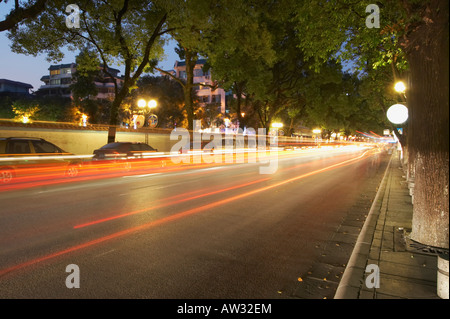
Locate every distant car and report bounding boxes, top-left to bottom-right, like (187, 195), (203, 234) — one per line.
(0, 137), (82, 184)
(92, 142), (158, 160)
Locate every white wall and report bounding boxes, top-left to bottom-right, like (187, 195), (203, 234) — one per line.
(0, 126), (176, 155)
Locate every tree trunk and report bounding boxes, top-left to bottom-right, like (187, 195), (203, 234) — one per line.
(108, 85), (129, 143)
(184, 49), (198, 131)
(406, 0), (449, 249)
(234, 81), (245, 129)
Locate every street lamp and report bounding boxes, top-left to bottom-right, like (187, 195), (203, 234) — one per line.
(387, 103), (408, 124)
(394, 81), (406, 93)
(137, 98), (157, 127)
(81, 114), (88, 127)
(148, 99), (157, 109)
(138, 98), (157, 110)
(271, 122), (283, 128)
(394, 81), (407, 103)
(137, 99), (146, 108)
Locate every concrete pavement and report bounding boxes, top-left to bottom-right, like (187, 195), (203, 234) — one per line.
(334, 150), (446, 299)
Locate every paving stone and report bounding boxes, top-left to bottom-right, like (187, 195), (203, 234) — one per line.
(375, 273), (439, 299)
(334, 154), (440, 299)
(378, 260), (437, 282)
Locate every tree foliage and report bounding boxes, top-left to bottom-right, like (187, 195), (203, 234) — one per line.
(8, 96), (72, 121)
(122, 75), (185, 129)
(292, 0), (449, 248)
(7, 0), (173, 141)
(70, 49), (100, 102)
(0, 0), (47, 31)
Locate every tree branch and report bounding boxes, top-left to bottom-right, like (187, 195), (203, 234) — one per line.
(0, 0), (47, 32)
(130, 13), (167, 85)
(155, 67), (185, 87)
(78, 12), (118, 93)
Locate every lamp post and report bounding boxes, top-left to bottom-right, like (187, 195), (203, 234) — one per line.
(312, 128), (322, 145)
(137, 98), (157, 145)
(312, 128), (322, 138)
(81, 114), (88, 127)
(394, 80), (407, 103)
(137, 98), (157, 127)
(271, 122), (283, 135)
(388, 81), (409, 145)
(388, 81), (409, 177)
(388, 81), (409, 127)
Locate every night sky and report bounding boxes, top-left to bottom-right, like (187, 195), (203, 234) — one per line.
(0, 4), (178, 93)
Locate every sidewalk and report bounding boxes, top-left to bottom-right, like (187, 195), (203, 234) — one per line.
(334, 151), (442, 299)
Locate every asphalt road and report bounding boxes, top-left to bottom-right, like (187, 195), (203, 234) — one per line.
(0, 145), (389, 299)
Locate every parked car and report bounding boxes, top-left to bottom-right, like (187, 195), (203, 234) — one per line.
(0, 137), (82, 184)
(92, 142), (162, 172)
(92, 142), (158, 160)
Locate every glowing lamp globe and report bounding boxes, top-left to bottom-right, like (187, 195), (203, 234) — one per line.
(138, 99), (147, 108)
(148, 99), (157, 108)
(387, 104), (408, 124)
(394, 81), (406, 93)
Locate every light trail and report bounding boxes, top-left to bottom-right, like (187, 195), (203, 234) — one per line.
(73, 177), (271, 229)
(1, 145), (369, 192)
(74, 147), (371, 228)
(0, 149), (377, 278)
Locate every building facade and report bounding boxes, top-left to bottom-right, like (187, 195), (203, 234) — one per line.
(0, 79), (33, 96)
(172, 59), (227, 114)
(38, 63), (123, 99)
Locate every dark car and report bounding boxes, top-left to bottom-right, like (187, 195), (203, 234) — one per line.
(92, 142), (162, 172)
(92, 142), (158, 160)
(0, 137), (82, 184)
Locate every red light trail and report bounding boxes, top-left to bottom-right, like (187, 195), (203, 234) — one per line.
(0, 149), (377, 278)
